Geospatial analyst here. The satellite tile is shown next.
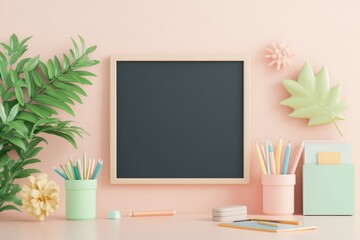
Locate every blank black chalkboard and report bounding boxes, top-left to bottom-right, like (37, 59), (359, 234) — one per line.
(111, 57), (249, 184)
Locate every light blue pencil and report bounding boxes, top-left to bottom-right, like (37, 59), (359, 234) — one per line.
(265, 140), (271, 175)
(60, 164), (69, 179)
(282, 142), (291, 174)
(53, 167), (68, 180)
(92, 160), (103, 179)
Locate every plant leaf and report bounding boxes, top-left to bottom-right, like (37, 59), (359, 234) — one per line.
(27, 136), (48, 149)
(26, 104), (55, 118)
(14, 168), (41, 178)
(47, 59), (55, 79)
(0, 205), (21, 212)
(74, 60), (99, 68)
(7, 104), (20, 122)
(9, 69), (20, 83)
(76, 70), (97, 77)
(16, 111), (38, 123)
(63, 54), (70, 70)
(0, 84), (4, 97)
(54, 56), (62, 76)
(10, 34), (20, 52)
(67, 71), (92, 85)
(0, 52), (8, 65)
(0, 43), (12, 55)
(21, 158), (41, 166)
(0, 154), (11, 168)
(78, 35), (86, 54)
(58, 89), (82, 104)
(15, 58), (31, 73)
(43, 130), (77, 148)
(24, 55), (40, 71)
(24, 147), (43, 159)
(71, 38), (79, 58)
(34, 95), (75, 116)
(45, 89), (74, 105)
(9, 45), (27, 65)
(85, 45), (97, 54)
(31, 71), (43, 87)
(281, 62), (349, 134)
(38, 61), (49, 78)
(3, 136), (26, 150)
(24, 71), (33, 98)
(0, 61), (11, 87)
(15, 87), (25, 106)
(8, 121), (29, 136)
(0, 102), (7, 122)
(53, 82), (87, 96)
(19, 36), (32, 48)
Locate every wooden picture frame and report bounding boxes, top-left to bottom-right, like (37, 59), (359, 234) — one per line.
(110, 55), (250, 184)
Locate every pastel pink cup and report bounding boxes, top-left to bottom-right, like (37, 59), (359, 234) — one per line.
(262, 174), (296, 215)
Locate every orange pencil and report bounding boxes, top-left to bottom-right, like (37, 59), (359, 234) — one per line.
(129, 210), (176, 217)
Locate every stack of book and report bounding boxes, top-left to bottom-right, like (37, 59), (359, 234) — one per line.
(212, 205), (247, 222)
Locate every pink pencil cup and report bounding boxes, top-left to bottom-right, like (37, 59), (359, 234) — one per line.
(262, 174), (296, 215)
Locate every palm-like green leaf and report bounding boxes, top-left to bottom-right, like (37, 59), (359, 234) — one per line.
(281, 62), (349, 136)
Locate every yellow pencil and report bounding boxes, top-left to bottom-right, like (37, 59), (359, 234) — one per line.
(66, 163), (74, 180)
(86, 158), (92, 179)
(64, 164), (71, 180)
(255, 143), (267, 175)
(252, 218), (301, 225)
(77, 158), (83, 180)
(275, 138), (282, 174)
(256, 221), (279, 227)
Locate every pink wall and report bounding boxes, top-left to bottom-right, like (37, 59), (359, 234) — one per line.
(1, 0), (359, 217)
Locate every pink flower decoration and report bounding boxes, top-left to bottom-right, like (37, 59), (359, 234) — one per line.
(265, 42), (294, 70)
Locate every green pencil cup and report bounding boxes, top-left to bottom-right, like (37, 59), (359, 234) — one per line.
(65, 180), (97, 220)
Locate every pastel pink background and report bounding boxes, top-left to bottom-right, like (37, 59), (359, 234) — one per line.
(1, 0), (359, 218)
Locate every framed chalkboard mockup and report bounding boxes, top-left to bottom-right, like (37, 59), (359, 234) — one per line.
(110, 55), (250, 184)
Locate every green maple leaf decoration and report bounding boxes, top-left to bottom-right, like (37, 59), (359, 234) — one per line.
(281, 62), (349, 136)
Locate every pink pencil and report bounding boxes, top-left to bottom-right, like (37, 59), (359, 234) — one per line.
(289, 141), (304, 174)
(90, 158), (96, 178)
(261, 144), (267, 163)
(269, 145), (276, 175)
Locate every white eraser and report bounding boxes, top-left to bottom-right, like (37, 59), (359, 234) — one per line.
(212, 205), (247, 214)
(108, 210), (121, 219)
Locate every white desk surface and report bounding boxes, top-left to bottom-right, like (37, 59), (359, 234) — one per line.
(0, 214), (359, 240)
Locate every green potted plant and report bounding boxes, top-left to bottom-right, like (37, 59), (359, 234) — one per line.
(0, 34), (98, 212)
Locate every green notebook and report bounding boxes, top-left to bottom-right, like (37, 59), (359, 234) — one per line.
(219, 221), (317, 233)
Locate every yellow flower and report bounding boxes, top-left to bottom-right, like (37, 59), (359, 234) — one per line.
(19, 173), (59, 221)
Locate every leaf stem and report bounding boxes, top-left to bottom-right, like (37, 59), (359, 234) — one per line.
(333, 120), (344, 137)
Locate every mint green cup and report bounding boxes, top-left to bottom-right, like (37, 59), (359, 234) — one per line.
(65, 180), (97, 220)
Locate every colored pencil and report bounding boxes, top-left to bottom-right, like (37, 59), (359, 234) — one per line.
(268, 145), (276, 175)
(289, 140), (304, 174)
(77, 158), (83, 180)
(275, 138), (282, 174)
(86, 158), (92, 179)
(255, 143), (267, 175)
(60, 164), (69, 179)
(282, 142), (291, 174)
(265, 140), (270, 174)
(92, 160), (103, 179)
(53, 167), (68, 180)
(256, 221), (279, 228)
(66, 163), (74, 180)
(90, 158), (96, 178)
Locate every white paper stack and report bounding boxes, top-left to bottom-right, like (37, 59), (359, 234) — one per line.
(212, 205), (247, 222)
